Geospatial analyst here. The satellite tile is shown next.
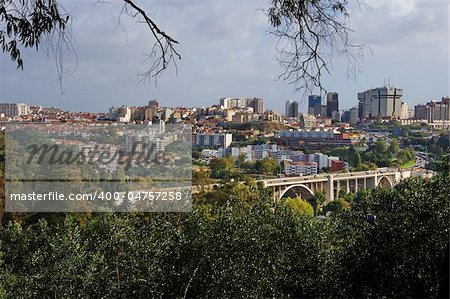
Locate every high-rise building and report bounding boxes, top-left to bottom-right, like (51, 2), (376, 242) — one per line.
(358, 86), (403, 120)
(331, 110), (341, 122)
(400, 102), (412, 119)
(247, 97), (264, 114)
(285, 100), (299, 117)
(308, 95), (325, 116)
(193, 133), (233, 149)
(220, 97), (245, 109)
(220, 97), (264, 113)
(308, 95), (321, 109)
(349, 107), (359, 125)
(414, 104), (428, 120)
(145, 100), (159, 121)
(310, 104), (327, 116)
(326, 92), (339, 117)
(341, 110), (350, 123)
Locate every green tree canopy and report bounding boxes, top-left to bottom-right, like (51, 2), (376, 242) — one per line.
(388, 138), (400, 154)
(255, 158), (278, 175)
(209, 157), (233, 179)
(284, 197), (314, 217)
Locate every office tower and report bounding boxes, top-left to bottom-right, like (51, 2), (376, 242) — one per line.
(285, 100), (298, 117)
(358, 86), (403, 119)
(414, 104), (427, 120)
(311, 104), (327, 117)
(349, 107), (359, 125)
(308, 95), (323, 115)
(326, 92), (339, 117)
(308, 95), (321, 109)
(331, 110), (341, 122)
(341, 110), (350, 123)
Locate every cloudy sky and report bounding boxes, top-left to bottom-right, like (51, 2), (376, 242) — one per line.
(0, 0), (448, 113)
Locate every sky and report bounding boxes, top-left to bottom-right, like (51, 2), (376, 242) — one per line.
(0, 0), (449, 113)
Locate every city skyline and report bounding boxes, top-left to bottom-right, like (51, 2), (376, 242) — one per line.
(0, 0), (448, 113)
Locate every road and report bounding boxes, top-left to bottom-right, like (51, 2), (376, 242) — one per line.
(415, 151), (432, 168)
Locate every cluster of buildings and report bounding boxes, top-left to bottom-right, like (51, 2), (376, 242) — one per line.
(0, 102), (98, 122)
(107, 100), (193, 124)
(286, 93), (339, 120)
(409, 97), (450, 129)
(2, 87), (448, 128)
(200, 143), (348, 175)
(0, 102), (30, 117)
(283, 86), (449, 129)
(286, 92), (356, 127)
(2, 87), (448, 177)
(276, 130), (356, 149)
(219, 97), (264, 114)
(280, 150), (347, 176)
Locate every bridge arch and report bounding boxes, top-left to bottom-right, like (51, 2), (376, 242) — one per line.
(378, 176), (393, 188)
(280, 184), (315, 200)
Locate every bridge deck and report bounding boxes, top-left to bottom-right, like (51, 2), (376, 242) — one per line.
(262, 169), (398, 187)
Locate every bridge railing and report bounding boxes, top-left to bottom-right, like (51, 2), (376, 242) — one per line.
(262, 168), (399, 187)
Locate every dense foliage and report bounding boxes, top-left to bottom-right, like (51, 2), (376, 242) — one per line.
(0, 175), (448, 298)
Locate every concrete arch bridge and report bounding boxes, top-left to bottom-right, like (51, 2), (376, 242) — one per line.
(262, 169), (409, 202)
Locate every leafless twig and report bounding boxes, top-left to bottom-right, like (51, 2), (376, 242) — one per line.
(267, 0), (370, 97)
(120, 0), (181, 84)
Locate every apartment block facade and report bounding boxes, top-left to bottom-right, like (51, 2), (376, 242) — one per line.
(0, 103), (30, 117)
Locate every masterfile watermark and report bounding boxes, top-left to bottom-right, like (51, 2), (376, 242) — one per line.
(26, 141), (159, 171)
(4, 123), (193, 212)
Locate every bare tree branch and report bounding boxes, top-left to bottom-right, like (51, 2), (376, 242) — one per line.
(120, 0), (181, 83)
(1, 0), (181, 87)
(2, 0), (368, 93)
(267, 0), (370, 96)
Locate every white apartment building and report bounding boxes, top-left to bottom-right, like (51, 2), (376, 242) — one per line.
(307, 153), (329, 170)
(220, 97), (246, 109)
(246, 144), (278, 162)
(0, 103), (30, 117)
(194, 133), (233, 149)
(400, 102), (412, 119)
(284, 160), (318, 176)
